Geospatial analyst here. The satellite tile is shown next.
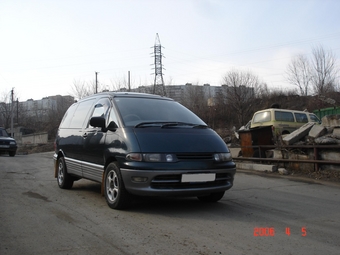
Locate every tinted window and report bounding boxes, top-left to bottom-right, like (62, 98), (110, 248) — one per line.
(114, 97), (206, 126)
(69, 99), (96, 128)
(109, 108), (119, 127)
(88, 98), (111, 128)
(294, 113), (308, 123)
(91, 98), (111, 118)
(275, 111), (294, 122)
(253, 111), (271, 123)
(59, 104), (77, 128)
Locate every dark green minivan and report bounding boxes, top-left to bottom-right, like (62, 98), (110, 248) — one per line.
(53, 92), (236, 209)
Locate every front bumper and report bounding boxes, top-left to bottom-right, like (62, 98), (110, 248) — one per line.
(120, 167), (236, 197)
(0, 145), (17, 153)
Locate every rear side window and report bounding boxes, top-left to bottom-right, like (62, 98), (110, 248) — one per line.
(294, 113), (308, 123)
(59, 104), (77, 128)
(253, 111), (271, 123)
(68, 99), (96, 128)
(275, 111), (294, 122)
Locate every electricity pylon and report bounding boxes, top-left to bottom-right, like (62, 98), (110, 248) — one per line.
(151, 33), (166, 96)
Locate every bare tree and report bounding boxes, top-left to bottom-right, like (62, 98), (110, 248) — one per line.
(180, 84), (209, 122)
(222, 69), (260, 127)
(310, 45), (338, 95)
(286, 54), (312, 96)
(70, 79), (91, 100)
(0, 91), (12, 128)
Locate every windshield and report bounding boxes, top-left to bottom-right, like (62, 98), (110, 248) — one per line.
(0, 129), (9, 137)
(114, 97), (206, 127)
(253, 111), (271, 123)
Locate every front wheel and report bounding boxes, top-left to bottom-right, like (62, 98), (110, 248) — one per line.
(57, 157), (74, 189)
(197, 191), (225, 203)
(104, 162), (131, 210)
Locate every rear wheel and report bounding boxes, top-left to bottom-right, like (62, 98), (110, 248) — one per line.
(104, 162), (131, 209)
(57, 157), (74, 189)
(197, 191), (225, 203)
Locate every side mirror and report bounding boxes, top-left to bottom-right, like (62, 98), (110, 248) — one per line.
(90, 116), (106, 129)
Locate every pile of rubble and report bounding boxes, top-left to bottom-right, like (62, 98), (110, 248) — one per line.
(272, 115), (340, 177)
(282, 115), (340, 146)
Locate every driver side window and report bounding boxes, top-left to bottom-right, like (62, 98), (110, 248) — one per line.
(89, 98), (111, 128)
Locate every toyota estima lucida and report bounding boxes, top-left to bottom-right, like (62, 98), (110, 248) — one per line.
(53, 92), (236, 209)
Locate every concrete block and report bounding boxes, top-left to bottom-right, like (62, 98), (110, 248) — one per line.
(278, 168), (289, 175)
(320, 150), (340, 161)
(322, 114), (340, 127)
(283, 122), (315, 145)
(333, 127), (340, 139)
(236, 162), (278, 172)
(309, 125), (327, 138)
(266, 149), (288, 159)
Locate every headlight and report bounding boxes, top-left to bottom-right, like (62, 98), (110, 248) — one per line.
(10, 141), (16, 145)
(214, 153), (232, 161)
(126, 153), (177, 162)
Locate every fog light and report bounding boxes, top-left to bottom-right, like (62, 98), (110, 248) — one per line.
(166, 154), (174, 162)
(131, 176), (148, 182)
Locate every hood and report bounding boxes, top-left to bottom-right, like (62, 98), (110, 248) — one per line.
(133, 127), (228, 153)
(0, 136), (15, 142)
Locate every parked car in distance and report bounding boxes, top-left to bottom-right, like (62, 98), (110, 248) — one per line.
(53, 92), (236, 209)
(0, 127), (17, 157)
(250, 108), (320, 135)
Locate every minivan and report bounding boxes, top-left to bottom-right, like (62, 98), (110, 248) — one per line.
(250, 108), (320, 135)
(53, 92), (236, 209)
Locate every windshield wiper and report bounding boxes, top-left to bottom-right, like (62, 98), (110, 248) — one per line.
(135, 122), (170, 128)
(161, 122), (208, 128)
(134, 122), (208, 128)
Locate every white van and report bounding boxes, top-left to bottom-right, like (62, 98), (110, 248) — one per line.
(250, 108), (320, 135)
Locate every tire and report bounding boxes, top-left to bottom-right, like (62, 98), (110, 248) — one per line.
(197, 191), (225, 203)
(104, 162), (131, 210)
(9, 151), (16, 157)
(57, 157), (74, 189)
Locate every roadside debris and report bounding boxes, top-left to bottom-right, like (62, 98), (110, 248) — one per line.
(235, 114), (340, 181)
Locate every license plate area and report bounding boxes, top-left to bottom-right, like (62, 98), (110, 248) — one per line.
(181, 173), (216, 183)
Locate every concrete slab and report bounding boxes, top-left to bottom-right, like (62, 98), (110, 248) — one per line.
(322, 114), (340, 127)
(333, 127), (340, 139)
(236, 162), (278, 172)
(283, 122), (315, 145)
(309, 124), (327, 138)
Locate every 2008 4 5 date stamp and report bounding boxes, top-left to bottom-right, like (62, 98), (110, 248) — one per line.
(254, 227), (307, 236)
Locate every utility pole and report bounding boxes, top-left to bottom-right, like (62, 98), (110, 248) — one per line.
(10, 88), (14, 137)
(151, 33), (166, 96)
(128, 71), (131, 92)
(95, 72), (99, 93)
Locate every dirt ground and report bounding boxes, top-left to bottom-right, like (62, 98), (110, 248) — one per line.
(17, 142), (54, 155)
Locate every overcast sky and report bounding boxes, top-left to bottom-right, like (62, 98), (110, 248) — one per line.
(1, 0), (339, 101)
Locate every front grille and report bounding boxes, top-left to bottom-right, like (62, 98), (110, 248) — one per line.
(176, 153), (214, 160)
(150, 173), (233, 189)
(0, 141), (10, 145)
